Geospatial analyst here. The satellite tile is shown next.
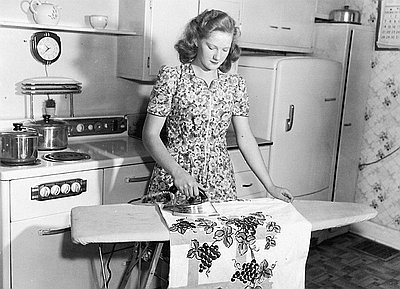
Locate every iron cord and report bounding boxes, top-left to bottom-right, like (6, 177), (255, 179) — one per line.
(358, 145), (400, 170)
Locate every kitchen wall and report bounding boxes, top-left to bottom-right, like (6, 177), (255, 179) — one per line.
(0, 0), (152, 120)
(3, 0), (399, 246)
(342, 0), (400, 248)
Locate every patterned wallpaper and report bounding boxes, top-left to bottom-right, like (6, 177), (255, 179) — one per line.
(350, 0), (400, 232)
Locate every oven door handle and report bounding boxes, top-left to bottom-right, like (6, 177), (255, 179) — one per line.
(38, 227), (71, 236)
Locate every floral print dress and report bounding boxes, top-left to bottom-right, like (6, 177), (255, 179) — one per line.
(146, 63), (249, 202)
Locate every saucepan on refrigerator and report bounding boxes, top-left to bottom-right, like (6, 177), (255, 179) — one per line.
(329, 6), (361, 24)
(0, 123), (39, 165)
(25, 114), (70, 150)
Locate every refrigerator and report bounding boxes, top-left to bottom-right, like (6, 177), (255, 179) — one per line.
(238, 56), (342, 201)
(312, 23), (374, 203)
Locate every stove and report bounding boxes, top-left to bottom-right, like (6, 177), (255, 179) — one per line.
(0, 115), (152, 289)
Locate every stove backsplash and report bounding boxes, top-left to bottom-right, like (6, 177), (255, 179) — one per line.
(127, 113), (167, 141)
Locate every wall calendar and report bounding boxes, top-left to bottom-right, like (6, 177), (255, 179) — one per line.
(376, 0), (400, 50)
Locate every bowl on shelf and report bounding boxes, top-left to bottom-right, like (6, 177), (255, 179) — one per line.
(88, 15), (108, 29)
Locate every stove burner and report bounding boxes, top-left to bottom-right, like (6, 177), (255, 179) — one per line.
(1, 159), (42, 167)
(42, 152), (91, 162)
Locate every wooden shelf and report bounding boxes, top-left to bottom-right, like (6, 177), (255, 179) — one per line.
(0, 21), (137, 36)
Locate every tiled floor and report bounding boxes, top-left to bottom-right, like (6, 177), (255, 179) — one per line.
(306, 232), (400, 289)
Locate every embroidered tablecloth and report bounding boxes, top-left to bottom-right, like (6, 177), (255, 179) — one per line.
(158, 198), (312, 289)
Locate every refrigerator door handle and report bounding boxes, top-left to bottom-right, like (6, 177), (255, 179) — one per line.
(286, 104), (295, 132)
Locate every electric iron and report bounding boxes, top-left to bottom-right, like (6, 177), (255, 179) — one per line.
(133, 186), (219, 217)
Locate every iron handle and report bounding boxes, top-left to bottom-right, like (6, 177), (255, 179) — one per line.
(124, 176), (150, 183)
(242, 183), (253, 188)
(344, 123), (352, 127)
(285, 104), (295, 132)
(38, 227), (71, 236)
(281, 26), (291, 30)
(269, 25), (279, 29)
(324, 97), (337, 102)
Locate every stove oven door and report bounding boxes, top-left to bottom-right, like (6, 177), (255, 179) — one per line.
(9, 169), (103, 289)
(11, 213), (100, 289)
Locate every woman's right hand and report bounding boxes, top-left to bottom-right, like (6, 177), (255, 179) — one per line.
(173, 169), (201, 198)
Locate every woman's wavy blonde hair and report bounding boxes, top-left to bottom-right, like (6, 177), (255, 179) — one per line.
(174, 9), (241, 73)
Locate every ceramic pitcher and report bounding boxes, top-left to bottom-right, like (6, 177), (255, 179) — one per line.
(29, 0), (61, 25)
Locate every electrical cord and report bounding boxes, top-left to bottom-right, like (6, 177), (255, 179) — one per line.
(105, 243), (116, 288)
(358, 145), (400, 170)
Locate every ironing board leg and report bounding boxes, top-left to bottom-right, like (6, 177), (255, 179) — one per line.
(117, 242), (143, 289)
(143, 242), (164, 289)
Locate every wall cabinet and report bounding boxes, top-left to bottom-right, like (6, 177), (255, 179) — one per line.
(117, 0), (242, 81)
(239, 0), (317, 53)
(118, 0), (198, 81)
(118, 0), (318, 81)
(199, 0), (242, 24)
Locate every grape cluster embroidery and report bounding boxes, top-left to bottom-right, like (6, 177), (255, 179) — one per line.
(169, 211), (281, 286)
(187, 240), (221, 275)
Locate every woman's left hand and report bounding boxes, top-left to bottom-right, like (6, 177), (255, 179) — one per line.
(268, 186), (294, 203)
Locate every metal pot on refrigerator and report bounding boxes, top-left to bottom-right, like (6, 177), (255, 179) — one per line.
(329, 6), (361, 24)
(25, 114), (70, 150)
(0, 123), (39, 165)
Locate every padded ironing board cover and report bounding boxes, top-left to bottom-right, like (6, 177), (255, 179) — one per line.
(70, 200), (377, 246)
(159, 198), (312, 289)
(71, 203), (169, 245)
(292, 200), (378, 231)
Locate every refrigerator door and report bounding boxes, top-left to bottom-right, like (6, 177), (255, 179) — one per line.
(268, 58), (341, 200)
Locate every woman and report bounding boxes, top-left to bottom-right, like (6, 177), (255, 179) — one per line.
(142, 9), (293, 203)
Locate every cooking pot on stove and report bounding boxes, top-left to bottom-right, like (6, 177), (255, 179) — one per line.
(25, 115), (69, 151)
(329, 6), (361, 24)
(0, 123), (39, 165)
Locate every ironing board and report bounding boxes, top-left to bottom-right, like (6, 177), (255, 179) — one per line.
(70, 200), (377, 288)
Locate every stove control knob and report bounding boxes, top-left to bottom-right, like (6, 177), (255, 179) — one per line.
(71, 182), (81, 193)
(51, 185), (61, 196)
(76, 124), (85, 133)
(61, 183), (70, 194)
(39, 186), (51, 198)
(94, 122), (103, 131)
(88, 124), (94, 131)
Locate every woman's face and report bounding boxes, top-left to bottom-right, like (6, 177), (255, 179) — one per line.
(194, 31), (233, 72)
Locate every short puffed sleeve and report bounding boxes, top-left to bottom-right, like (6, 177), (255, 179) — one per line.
(232, 75), (250, 117)
(147, 65), (179, 117)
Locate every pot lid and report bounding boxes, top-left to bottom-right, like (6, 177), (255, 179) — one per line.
(0, 123), (38, 137)
(330, 5), (360, 15)
(27, 114), (69, 127)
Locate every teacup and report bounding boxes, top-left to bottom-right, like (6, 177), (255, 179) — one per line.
(89, 15), (108, 29)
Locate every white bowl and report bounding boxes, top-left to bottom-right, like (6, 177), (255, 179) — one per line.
(89, 15), (108, 29)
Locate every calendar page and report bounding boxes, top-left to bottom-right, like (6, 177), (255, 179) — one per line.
(377, 0), (400, 49)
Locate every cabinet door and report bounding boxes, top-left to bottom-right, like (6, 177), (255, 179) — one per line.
(148, 0), (198, 77)
(279, 0), (316, 50)
(334, 28), (374, 202)
(103, 163), (154, 204)
(240, 0), (283, 47)
(240, 0), (316, 52)
(199, 0), (242, 25)
(118, 0), (198, 81)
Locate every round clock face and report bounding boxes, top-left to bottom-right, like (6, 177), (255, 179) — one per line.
(37, 37), (60, 61)
(31, 31), (62, 65)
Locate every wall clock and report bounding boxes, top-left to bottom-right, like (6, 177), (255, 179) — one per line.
(31, 31), (61, 65)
